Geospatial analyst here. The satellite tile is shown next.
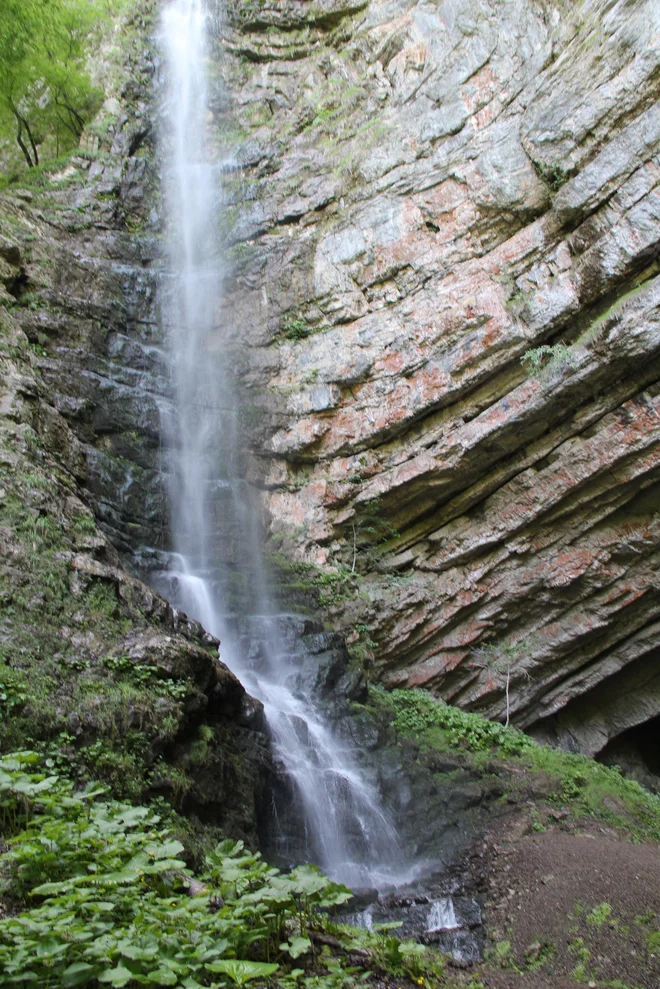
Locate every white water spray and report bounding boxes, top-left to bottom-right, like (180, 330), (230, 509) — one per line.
(158, 0), (404, 888)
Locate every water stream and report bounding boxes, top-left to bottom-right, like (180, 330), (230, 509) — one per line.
(156, 0), (404, 889)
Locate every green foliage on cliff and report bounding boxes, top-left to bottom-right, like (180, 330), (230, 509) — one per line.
(520, 342), (578, 379)
(386, 688), (660, 842)
(389, 688), (533, 756)
(0, 0), (104, 167)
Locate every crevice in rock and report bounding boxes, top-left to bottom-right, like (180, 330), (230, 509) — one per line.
(526, 643), (660, 756)
(598, 713), (660, 794)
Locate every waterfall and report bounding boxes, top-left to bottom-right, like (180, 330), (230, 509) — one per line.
(157, 0), (404, 889)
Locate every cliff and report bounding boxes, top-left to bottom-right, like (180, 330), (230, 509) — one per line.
(0, 0), (272, 846)
(203, 0), (660, 779)
(1, 3), (660, 983)
(1, 0), (658, 794)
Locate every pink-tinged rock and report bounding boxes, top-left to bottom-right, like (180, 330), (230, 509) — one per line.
(219, 0), (660, 759)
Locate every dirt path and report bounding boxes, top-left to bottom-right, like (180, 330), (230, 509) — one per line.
(462, 816), (660, 989)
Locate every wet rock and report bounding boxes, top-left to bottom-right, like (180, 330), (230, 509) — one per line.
(0, 27), (273, 847)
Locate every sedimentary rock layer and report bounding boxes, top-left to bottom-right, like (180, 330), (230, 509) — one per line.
(212, 0), (660, 756)
(4, 0), (658, 765)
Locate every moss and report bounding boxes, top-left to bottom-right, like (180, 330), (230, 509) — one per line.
(0, 431), (190, 801)
(578, 272), (659, 347)
(379, 688), (660, 842)
(265, 550), (366, 614)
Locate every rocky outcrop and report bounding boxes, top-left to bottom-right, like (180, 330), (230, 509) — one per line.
(207, 0), (660, 765)
(3, 0), (658, 784)
(0, 268), (272, 840)
(0, 1), (273, 846)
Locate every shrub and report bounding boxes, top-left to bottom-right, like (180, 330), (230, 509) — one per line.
(0, 752), (441, 989)
(521, 342), (579, 379)
(388, 689), (533, 756)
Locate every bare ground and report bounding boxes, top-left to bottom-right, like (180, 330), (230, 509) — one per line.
(450, 810), (660, 989)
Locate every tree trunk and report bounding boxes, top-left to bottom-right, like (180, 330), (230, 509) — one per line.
(10, 104), (37, 167)
(16, 127), (33, 167)
(24, 116), (39, 166)
(55, 95), (85, 138)
(14, 119), (34, 167)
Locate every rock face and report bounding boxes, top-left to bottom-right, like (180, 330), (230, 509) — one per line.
(3, 0), (658, 787)
(0, 1), (272, 845)
(203, 0), (660, 766)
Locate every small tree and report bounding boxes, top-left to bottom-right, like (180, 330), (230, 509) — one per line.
(472, 640), (531, 727)
(348, 497), (399, 572)
(0, 0), (102, 167)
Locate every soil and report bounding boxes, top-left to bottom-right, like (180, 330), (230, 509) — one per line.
(450, 808), (660, 989)
(454, 974), (585, 989)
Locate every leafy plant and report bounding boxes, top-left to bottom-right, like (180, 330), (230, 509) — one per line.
(278, 311), (312, 341)
(0, 0), (104, 167)
(521, 342), (579, 379)
(0, 751), (452, 989)
(1, 752), (409, 989)
(102, 655), (192, 702)
(0, 670), (28, 714)
(388, 689), (533, 756)
(280, 936), (312, 960)
(206, 960), (279, 985)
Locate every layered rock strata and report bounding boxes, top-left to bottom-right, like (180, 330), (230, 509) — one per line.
(208, 0), (660, 764)
(3, 0), (659, 776)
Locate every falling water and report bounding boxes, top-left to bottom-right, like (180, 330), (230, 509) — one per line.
(157, 0), (403, 888)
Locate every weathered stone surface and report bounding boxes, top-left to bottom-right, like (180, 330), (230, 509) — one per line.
(206, 0), (660, 764)
(4, 0), (659, 782)
(0, 271), (273, 838)
(0, 3), (274, 844)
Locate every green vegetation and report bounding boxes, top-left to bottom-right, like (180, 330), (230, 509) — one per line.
(586, 903), (613, 928)
(489, 939), (514, 968)
(568, 936), (592, 981)
(0, 457), (204, 804)
(281, 316), (311, 341)
(529, 157), (569, 192)
(384, 688), (660, 841)
(0, 751), (446, 989)
(267, 553), (361, 609)
(0, 0), (105, 167)
(348, 498), (399, 568)
(276, 311), (317, 342)
(485, 935), (554, 976)
(388, 688), (533, 757)
(520, 342), (579, 379)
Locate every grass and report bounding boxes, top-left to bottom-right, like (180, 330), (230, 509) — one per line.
(380, 688), (660, 842)
(0, 152), (92, 193)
